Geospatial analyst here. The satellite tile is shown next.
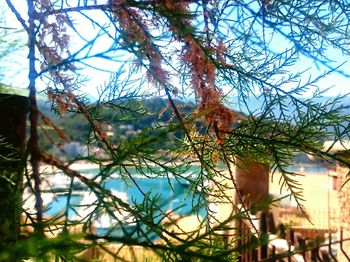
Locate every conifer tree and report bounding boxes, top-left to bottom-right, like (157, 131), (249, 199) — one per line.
(2, 0), (350, 260)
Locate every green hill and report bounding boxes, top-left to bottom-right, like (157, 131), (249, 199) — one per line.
(38, 97), (195, 152)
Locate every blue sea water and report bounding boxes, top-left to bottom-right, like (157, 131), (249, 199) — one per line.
(45, 173), (207, 240)
(46, 163), (326, 221)
(46, 176), (206, 223)
(285, 165), (328, 173)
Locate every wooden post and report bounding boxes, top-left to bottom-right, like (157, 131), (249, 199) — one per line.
(236, 159), (270, 208)
(0, 94), (28, 242)
(236, 158), (270, 260)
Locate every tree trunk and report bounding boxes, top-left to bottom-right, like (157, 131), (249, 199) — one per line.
(0, 94), (28, 243)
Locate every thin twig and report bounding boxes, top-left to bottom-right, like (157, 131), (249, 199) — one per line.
(4, 0), (29, 32)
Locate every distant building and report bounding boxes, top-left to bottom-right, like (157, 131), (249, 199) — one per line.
(101, 121), (115, 137)
(270, 163), (339, 237)
(325, 141), (350, 262)
(55, 141), (88, 158)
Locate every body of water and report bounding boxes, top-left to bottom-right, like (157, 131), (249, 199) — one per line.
(45, 173), (206, 238)
(285, 165), (328, 173)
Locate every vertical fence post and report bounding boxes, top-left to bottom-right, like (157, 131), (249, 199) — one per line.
(300, 237), (307, 261)
(287, 240), (292, 262)
(261, 212), (268, 260)
(289, 229), (295, 246)
(328, 233), (337, 261)
(252, 249), (258, 261)
(340, 229), (350, 261)
(311, 247), (317, 261)
(238, 219), (243, 262)
(315, 235), (324, 262)
(270, 245), (276, 262)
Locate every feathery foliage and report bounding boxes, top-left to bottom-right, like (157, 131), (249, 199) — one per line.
(1, 0), (350, 261)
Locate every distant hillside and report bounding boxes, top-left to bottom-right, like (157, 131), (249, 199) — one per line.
(229, 94), (350, 115)
(37, 97), (195, 150)
(37, 94), (350, 151)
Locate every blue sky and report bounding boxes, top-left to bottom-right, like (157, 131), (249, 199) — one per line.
(2, 1), (350, 100)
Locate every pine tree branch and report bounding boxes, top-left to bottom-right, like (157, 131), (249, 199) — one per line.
(44, 4), (111, 16)
(4, 0), (29, 33)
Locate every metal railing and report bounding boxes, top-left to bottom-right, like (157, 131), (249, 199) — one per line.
(238, 213), (350, 261)
(262, 231), (350, 262)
